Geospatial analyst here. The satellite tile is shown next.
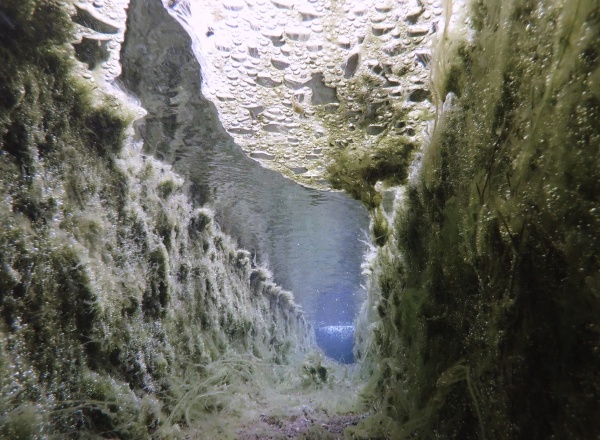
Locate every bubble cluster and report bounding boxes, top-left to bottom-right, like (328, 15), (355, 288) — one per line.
(167, 0), (446, 188)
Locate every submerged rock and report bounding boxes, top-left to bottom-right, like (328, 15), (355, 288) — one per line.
(0, 1), (313, 437)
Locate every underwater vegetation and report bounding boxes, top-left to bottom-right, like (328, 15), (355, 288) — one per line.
(352, 0), (600, 438)
(0, 0), (312, 437)
(324, 89), (419, 248)
(2, 0), (599, 438)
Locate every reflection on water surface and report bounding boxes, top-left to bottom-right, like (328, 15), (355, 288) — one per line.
(120, 0), (369, 361)
(186, 136), (369, 361)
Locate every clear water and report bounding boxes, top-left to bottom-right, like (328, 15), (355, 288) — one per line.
(120, 0), (370, 362)
(185, 137), (370, 362)
(315, 326), (356, 364)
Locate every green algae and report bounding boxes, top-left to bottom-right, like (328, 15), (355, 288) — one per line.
(4, 0), (598, 437)
(353, 0), (600, 438)
(326, 135), (417, 210)
(324, 82), (419, 195)
(322, 77), (420, 249)
(0, 0), (314, 437)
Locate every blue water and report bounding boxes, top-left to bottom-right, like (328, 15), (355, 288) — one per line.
(315, 326), (355, 364)
(187, 141), (369, 363)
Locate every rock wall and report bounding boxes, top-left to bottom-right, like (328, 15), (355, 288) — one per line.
(353, 0), (600, 438)
(0, 0), (312, 437)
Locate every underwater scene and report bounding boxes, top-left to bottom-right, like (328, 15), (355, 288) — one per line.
(0, 0), (598, 438)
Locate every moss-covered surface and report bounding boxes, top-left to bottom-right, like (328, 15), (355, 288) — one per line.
(326, 134), (417, 210)
(321, 74), (422, 249)
(353, 0), (600, 438)
(0, 0), (313, 437)
(323, 71), (422, 210)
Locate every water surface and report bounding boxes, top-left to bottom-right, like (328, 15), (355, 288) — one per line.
(120, 0), (369, 362)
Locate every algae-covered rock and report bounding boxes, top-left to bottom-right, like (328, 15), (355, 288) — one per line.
(0, 0), (313, 437)
(355, 0), (600, 438)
